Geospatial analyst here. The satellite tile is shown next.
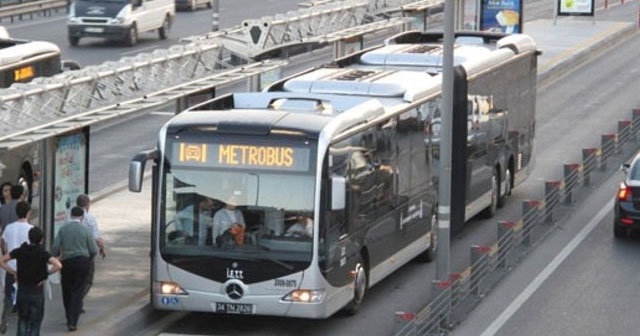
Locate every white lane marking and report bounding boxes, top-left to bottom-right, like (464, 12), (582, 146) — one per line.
(149, 111), (174, 116)
(480, 199), (613, 336)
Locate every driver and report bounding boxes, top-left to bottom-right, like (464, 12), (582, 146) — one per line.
(285, 214), (312, 237)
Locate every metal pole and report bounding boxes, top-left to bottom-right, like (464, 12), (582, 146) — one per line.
(436, 0), (454, 283)
(211, 0), (220, 32)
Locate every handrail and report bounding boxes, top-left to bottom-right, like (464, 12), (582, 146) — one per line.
(0, 0), (67, 22)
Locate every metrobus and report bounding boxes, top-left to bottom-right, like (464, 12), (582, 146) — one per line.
(0, 27), (80, 88)
(128, 31), (538, 318)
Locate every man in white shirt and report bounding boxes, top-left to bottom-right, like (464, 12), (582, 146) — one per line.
(0, 201), (33, 333)
(175, 196), (215, 246)
(76, 194), (105, 313)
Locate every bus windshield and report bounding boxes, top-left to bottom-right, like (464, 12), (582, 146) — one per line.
(159, 135), (317, 266)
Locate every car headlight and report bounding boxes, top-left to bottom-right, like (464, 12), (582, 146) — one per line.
(108, 17), (126, 24)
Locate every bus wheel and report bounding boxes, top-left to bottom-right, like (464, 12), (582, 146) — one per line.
(498, 167), (511, 208)
(159, 15), (171, 40)
(343, 256), (367, 315)
(69, 36), (80, 47)
(416, 213), (437, 262)
(481, 170), (498, 218)
(125, 24), (138, 46)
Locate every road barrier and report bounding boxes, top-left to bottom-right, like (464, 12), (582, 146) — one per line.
(394, 107), (640, 336)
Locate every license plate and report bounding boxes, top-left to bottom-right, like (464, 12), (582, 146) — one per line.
(85, 27), (104, 33)
(215, 302), (254, 315)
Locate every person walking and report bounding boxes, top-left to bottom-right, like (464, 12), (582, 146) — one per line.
(0, 185), (24, 232)
(75, 194), (105, 313)
(0, 201), (33, 334)
(0, 227), (62, 336)
(52, 207), (97, 332)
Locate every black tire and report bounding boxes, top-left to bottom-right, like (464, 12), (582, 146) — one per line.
(614, 223), (627, 239)
(159, 15), (170, 40)
(124, 24), (138, 46)
(69, 36), (80, 47)
(481, 170), (498, 218)
(498, 167), (511, 208)
(343, 256), (367, 315)
(416, 213), (437, 262)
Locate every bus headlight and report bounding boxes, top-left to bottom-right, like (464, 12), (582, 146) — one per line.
(282, 289), (324, 303)
(154, 281), (188, 295)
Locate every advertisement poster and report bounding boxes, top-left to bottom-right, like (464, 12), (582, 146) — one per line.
(480, 0), (523, 34)
(53, 130), (88, 239)
(557, 0), (594, 16)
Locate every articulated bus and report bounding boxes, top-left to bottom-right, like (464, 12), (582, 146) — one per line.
(128, 31), (538, 318)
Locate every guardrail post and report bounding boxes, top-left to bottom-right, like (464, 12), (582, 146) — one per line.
(394, 311), (416, 335)
(544, 181), (561, 224)
(632, 109), (640, 139)
(582, 148), (598, 187)
(617, 120), (631, 152)
(563, 163), (580, 205)
(470, 246), (490, 295)
(497, 221), (516, 268)
(600, 134), (616, 171)
(432, 280), (452, 330)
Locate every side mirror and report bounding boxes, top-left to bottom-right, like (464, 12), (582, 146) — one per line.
(129, 149), (157, 192)
(331, 176), (345, 210)
(621, 163), (631, 174)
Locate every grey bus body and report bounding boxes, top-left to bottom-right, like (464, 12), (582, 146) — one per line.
(129, 31), (538, 318)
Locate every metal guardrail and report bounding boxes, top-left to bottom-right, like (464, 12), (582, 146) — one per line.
(393, 108), (640, 336)
(182, 0), (444, 58)
(0, 0), (67, 22)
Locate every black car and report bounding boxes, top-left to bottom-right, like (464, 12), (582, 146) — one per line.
(614, 155), (640, 238)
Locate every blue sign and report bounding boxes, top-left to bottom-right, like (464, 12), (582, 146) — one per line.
(480, 0), (523, 34)
(160, 297), (180, 305)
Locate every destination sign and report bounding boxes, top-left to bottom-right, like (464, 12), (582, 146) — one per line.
(174, 142), (311, 171)
(14, 65), (35, 82)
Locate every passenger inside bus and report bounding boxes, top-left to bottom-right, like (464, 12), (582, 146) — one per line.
(212, 194), (246, 247)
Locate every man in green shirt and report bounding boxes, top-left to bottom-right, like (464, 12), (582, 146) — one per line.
(52, 206), (97, 332)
